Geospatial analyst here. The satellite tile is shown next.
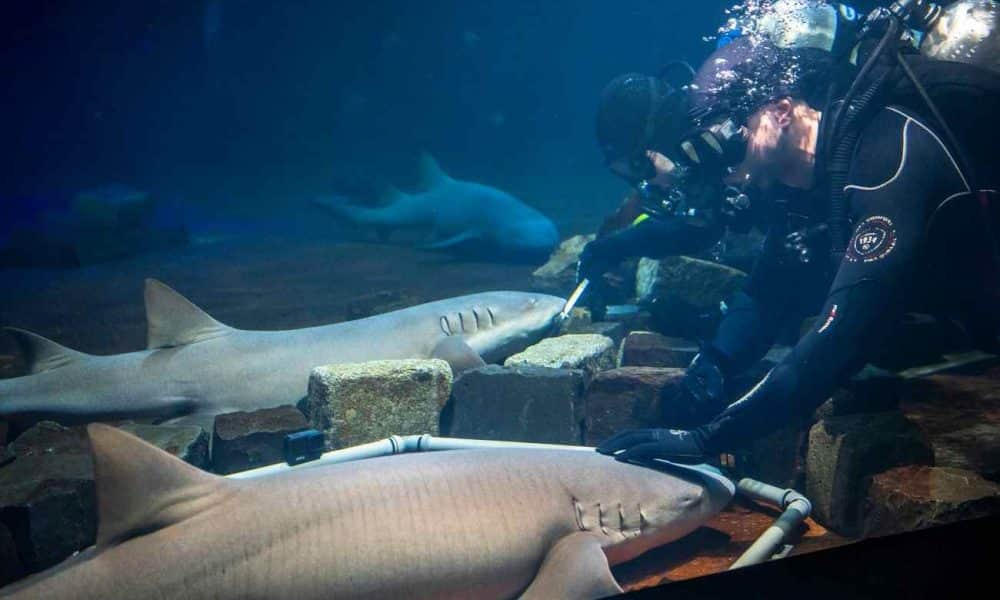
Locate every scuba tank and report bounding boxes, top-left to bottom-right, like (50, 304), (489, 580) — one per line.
(920, 0), (1000, 73)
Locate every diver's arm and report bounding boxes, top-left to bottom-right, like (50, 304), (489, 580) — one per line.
(579, 216), (723, 281)
(698, 107), (969, 451)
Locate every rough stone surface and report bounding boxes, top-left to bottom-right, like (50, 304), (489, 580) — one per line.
(504, 334), (616, 377)
(806, 412), (934, 536)
(814, 366), (905, 420)
(737, 425), (810, 491)
(308, 359), (452, 449)
(583, 367), (685, 445)
(446, 365), (586, 444)
(0, 422), (95, 576)
(617, 331), (698, 369)
(0, 522), (23, 587)
(561, 320), (626, 347)
(863, 466), (1000, 537)
(119, 423), (209, 470)
(902, 370), (1000, 482)
(635, 256), (746, 338)
(211, 406), (309, 474)
(531, 234), (594, 297)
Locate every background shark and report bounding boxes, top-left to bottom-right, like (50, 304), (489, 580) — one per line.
(316, 153), (560, 261)
(0, 424), (734, 600)
(0, 279), (564, 432)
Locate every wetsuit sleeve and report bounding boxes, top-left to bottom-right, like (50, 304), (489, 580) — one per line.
(698, 108), (970, 451)
(589, 215), (723, 263)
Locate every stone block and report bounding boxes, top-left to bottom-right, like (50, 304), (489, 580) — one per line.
(635, 256), (746, 339)
(806, 412), (934, 536)
(504, 334), (615, 377)
(446, 365), (585, 444)
(119, 423), (209, 470)
(308, 359), (452, 449)
(617, 331), (698, 369)
(863, 466), (1000, 537)
(211, 406), (308, 474)
(561, 320), (626, 347)
(583, 367), (685, 446)
(531, 234), (594, 297)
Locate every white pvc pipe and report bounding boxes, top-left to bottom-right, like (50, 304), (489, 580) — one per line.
(227, 435), (593, 479)
(730, 478), (813, 569)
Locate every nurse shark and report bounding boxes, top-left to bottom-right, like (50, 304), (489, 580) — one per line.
(0, 279), (564, 432)
(316, 153), (560, 261)
(0, 424), (734, 599)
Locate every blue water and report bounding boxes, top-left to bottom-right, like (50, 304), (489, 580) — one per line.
(1, 1), (731, 250)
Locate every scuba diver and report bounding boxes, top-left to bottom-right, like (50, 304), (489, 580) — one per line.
(597, 0), (1000, 463)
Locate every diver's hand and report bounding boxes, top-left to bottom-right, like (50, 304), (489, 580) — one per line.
(659, 352), (726, 428)
(596, 428), (707, 464)
(576, 238), (619, 285)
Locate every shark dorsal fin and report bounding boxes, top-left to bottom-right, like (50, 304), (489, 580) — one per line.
(88, 424), (234, 548)
(416, 152), (452, 190)
(4, 327), (91, 374)
(144, 279), (232, 349)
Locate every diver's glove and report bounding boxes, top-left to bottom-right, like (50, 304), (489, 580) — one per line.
(596, 428), (708, 464)
(658, 350), (727, 429)
(576, 237), (621, 285)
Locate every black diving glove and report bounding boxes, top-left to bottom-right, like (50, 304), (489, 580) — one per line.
(576, 237), (621, 284)
(596, 428), (708, 464)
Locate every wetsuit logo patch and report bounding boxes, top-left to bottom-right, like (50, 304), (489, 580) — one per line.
(847, 216), (897, 263)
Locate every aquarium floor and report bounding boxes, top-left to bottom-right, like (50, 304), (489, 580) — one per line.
(615, 499), (851, 590)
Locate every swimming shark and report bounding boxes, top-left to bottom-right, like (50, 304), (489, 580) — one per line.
(0, 279), (565, 432)
(315, 153), (560, 261)
(0, 424), (734, 599)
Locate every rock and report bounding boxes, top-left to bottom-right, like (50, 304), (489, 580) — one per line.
(583, 367), (685, 445)
(0, 522), (24, 587)
(636, 256), (747, 338)
(0, 422), (95, 576)
(118, 423), (209, 470)
(446, 365), (586, 444)
(9, 421), (91, 457)
(863, 466), (1000, 537)
(531, 234), (594, 297)
(737, 425), (810, 490)
(617, 331), (698, 369)
(211, 406), (309, 474)
(806, 412), (934, 536)
(814, 366), (905, 420)
(308, 359), (452, 449)
(504, 334), (616, 377)
(902, 372), (1000, 482)
(561, 320), (626, 347)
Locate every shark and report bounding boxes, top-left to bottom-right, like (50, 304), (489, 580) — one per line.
(316, 153), (560, 261)
(0, 279), (565, 432)
(0, 424), (734, 599)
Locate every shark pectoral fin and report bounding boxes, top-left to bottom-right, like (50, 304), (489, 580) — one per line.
(87, 423), (234, 549)
(421, 230), (480, 250)
(4, 327), (92, 374)
(144, 279), (233, 349)
(518, 532), (624, 600)
(431, 337), (486, 375)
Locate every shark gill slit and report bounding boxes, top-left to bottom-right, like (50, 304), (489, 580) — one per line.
(471, 309), (481, 330)
(486, 307), (496, 327)
(439, 316), (453, 336)
(458, 312), (466, 333)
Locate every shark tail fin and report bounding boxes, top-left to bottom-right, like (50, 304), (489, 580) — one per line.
(144, 279), (233, 350)
(88, 423), (234, 548)
(4, 327), (91, 374)
(416, 152), (451, 190)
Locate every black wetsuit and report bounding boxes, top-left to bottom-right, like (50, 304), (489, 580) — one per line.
(698, 101), (1000, 451)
